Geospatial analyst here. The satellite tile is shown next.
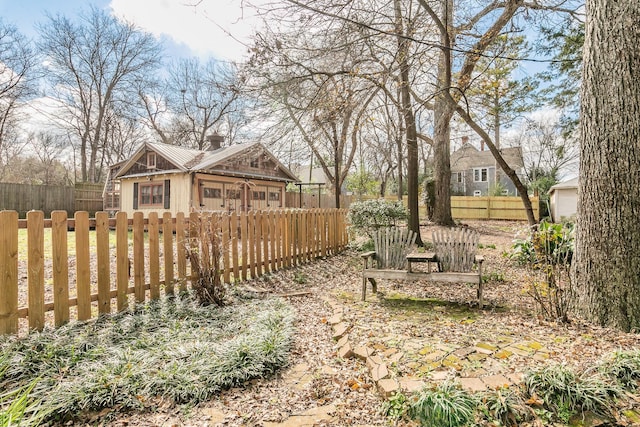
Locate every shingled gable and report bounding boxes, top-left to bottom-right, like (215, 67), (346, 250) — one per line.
(115, 141), (299, 182)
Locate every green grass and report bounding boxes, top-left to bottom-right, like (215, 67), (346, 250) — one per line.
(0, 292), (295, 423)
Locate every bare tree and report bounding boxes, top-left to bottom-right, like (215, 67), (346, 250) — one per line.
(0, 19), (37, 158)
(38, 7), (162, 183)
(166, 58), (243, 149)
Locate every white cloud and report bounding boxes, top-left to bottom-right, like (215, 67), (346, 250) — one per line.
(108, 0), (263, 61)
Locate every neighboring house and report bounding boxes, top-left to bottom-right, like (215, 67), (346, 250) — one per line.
(108, 137), (299, 216)
(548, 177), (578, 222)
(450, 138), (525, 196)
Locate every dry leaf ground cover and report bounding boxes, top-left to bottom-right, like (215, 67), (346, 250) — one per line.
(7, 220), (640, 426)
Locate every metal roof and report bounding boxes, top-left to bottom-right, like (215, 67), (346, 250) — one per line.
(115, 140), (299, 182)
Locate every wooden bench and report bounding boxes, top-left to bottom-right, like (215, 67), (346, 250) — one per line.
(361, 227), (417, 300)
(361, 227), (485, 307)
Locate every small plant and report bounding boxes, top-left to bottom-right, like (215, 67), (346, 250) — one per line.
(293, 271), (308, 284)
(409, 382), (476, 427)
(480, 387), (533, 426)
(347, 199), (407, 239)
(381, 391), (409, 420)
(482, 271), (505, 283)
(524, 364), (620, 422)
(600, 350), (640, 390)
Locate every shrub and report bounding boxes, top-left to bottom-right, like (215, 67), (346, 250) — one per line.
(409, 382), (476, 427)
(185, 214), (226, 306)
(509, 220), (574, 322)
(347, 199), (407, 239)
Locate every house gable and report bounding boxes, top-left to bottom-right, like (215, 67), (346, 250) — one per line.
(193, 142), (299, 182)
(125, 149), (182, 176)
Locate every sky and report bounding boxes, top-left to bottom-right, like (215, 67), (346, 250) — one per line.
(0, 0), (262, 62)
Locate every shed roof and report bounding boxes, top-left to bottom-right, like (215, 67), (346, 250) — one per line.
(549, 177), (579, 193)
(114, 140), (299, 182)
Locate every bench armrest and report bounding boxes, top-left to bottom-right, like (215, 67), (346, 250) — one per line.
(361, 251), (376, 259)
(474, 255), (484, 264)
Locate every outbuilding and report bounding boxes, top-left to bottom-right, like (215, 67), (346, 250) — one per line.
(548, 177), (579, 222)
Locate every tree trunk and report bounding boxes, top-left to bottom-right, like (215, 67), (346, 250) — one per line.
(431, 0), (455, 226)
(394, 0), (422, 244)
(573, 0), (640, 332)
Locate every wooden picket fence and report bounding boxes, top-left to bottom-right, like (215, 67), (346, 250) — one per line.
(0, 208), (348, 336)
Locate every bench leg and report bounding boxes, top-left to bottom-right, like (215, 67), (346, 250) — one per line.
(477, 263), (484, 309)
(361, 277), (377, 301)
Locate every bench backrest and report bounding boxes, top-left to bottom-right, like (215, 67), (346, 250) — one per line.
(373, 227), (417, 269)
(432, 228), (479, 272)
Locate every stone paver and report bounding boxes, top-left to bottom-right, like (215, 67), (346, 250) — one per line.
(482, 374), (511, 390)
(338, 343), (353, 359)
(332, 322), (349, 339)
(353, 345), (373, 360)
(399, 377), (426, 393)
(263, 404), (336, 427)
(377, 378), (399, 397)
(459, 377), (487, 392)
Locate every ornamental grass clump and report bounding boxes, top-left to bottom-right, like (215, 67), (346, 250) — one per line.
(0, 293), (294, 422)
(524, 364), (620, 423)
(600, 350), (640, 390)
(409, 382), (476, 427)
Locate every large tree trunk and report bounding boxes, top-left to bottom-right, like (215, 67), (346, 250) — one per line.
(431, 0), (455, 226)
(573, 0), (640, 331)
(394, 0), (422, 244)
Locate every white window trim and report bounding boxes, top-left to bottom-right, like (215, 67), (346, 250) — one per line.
(147, 152), (157, 169)
(473, 167), (488, 182)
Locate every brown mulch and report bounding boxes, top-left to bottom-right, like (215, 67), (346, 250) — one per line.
(38, 221), (640, 425)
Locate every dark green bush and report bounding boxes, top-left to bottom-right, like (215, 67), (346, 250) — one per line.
(347, 199), (407, 238)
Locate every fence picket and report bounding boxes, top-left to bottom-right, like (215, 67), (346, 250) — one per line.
(0, 211), (18, 334)
(116, 212), (129, 311)
(176, 212), (187, 292)
(248, 211), (256, 279)
(96, 212), (111, 314)
(163, 212), (174, 295)
(230, 212), (239, 281)
(148, 212), (160, 300)
(27, 211), (45, 331)
(74, 212), (91, 320)
(240, 212), (248, 281)
(51, 211), (69, 327)
(133, 212), (145, 303)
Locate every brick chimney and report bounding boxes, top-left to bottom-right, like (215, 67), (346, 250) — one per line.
(462, 136), (469, 145)
(206, 133), (224, 151)
(480, 140), (485, 151)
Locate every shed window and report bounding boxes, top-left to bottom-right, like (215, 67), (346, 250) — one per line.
(269, 191), (280, 202)
(147, 152), (156, 169)
(473, 167), (488, 182)
(140, 182), (164, 206)
(253, 191), (266, 200)
(204, 188), (222, 198)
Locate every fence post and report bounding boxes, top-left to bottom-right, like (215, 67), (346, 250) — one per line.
(261, 211), (270, 273)
(27, 210), (45, 331)
(0, 211), (18, 335)
(230, 212), (239, 281)
(248, 211), (256, 279)
(51, 210), (70, 327)
(116, 211), (129, 311)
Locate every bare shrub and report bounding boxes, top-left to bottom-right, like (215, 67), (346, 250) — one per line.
(185, 214), (226, 306)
